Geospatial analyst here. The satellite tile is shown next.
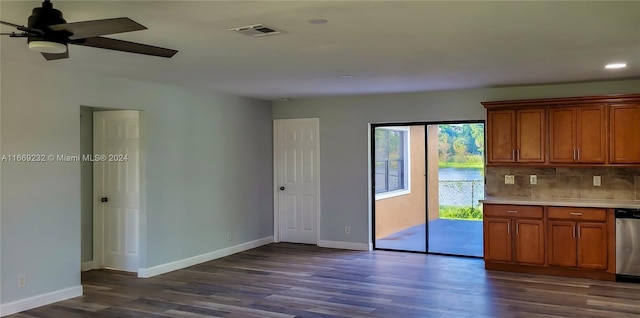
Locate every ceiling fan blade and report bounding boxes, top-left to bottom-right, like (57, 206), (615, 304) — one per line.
(1, 33), (29, 37)
(1, 20), (44, 36)
(72, 37), (177, 58)
(1, 20), (22, 28)
(42, 51), (69, 61)
(48, 17), (146, 40)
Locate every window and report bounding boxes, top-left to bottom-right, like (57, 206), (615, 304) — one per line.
(375, 127), (410, 198)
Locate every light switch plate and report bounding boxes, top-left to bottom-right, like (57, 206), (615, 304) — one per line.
(505, 175), (515, 184)
(530, 175), (537, 185)
(593, 175), (601, 187)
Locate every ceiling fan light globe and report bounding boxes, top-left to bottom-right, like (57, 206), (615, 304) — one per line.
(28, 40), (67, 54)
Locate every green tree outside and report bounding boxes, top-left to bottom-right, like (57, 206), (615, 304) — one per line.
(438, 124), (484, 169)
(438, 123), (485, 220)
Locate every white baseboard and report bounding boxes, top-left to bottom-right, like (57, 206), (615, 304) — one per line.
(138, 236), (274, 278)
(318, 240), (370, 251)
(81, 261), (95, 272)
(0, 285), (83, 317)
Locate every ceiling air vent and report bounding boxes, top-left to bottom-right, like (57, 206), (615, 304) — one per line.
(228, 24), (285, 37)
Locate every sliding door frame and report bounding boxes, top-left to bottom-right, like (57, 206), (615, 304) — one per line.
(370, 120), (485, 257)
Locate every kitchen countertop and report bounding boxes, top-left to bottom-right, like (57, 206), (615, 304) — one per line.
(481, 197), (640, 209)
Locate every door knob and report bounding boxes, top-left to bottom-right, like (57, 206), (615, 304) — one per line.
(100, 197), (109, 203)
(279, 186), (285, 191)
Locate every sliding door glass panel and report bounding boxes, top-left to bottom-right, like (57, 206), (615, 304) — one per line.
(427, 123), (484, 257)
(374, 125), (426, 252)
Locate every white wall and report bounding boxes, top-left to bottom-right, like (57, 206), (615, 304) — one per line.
(0, 61), (273, 311)
(272, 79), (640, 245)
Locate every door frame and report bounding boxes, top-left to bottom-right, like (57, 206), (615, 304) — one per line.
(370, 120), (485, 256)
(92, 110), (142, 272)
(273, 118), (321, 244)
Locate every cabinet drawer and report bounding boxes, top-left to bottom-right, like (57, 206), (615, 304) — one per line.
(547, 207), (607, 221)
(484, 204), (543, 218)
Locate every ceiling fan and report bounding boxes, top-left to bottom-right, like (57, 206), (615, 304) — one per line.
(0, 0), (178, 60)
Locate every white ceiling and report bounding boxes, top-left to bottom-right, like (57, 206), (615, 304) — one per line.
(1, 1), (639, 100)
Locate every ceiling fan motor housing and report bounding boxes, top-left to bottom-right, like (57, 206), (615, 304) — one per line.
(27, 0), (68, 45)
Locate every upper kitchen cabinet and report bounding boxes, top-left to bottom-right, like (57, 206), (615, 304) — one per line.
(484, 94), (640, 167)
(549, 105), (606, 164)
(486, 108), (545, 164)
(487, 110), (515, 163)
(610, 103), (640, 164)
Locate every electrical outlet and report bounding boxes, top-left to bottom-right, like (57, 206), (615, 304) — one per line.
(529, 175), (537, 185)
(17, 274), (26, 288)
(345, 226), (351, 235)
(227, 231), (232, 241)
(593, 176), (601, 187)
(505, 175), (515, 185)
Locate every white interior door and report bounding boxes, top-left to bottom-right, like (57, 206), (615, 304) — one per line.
(274, 118), (320, 244)
(94, 110), (140, 272)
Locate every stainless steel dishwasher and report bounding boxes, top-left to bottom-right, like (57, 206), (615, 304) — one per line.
(616, 208), (640, 282)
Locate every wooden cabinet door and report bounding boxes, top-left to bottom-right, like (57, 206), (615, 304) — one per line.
(547, 221), (577, 267)
(610, 104), (640, 163)
(576, 105), (606, 163)
(517, 109), (545, 163)
(484, 218), (512, 262)
(487, 110), (516, 163)
(514, 219), (544, 265)
(549, 107), (576, 163)
(577, 222), (607, 269)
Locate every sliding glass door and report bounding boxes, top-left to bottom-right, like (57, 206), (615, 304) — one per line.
(372, 122), (485, 257)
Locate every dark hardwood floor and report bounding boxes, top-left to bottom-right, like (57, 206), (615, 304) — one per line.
(10, 243), (640, 317)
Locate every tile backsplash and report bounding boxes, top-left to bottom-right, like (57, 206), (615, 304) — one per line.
(485, 167), (640, 200)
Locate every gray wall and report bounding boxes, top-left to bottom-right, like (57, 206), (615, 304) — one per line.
(1, 61), (273, 305)
(80, 107), (93, 263)
(272, 79), (640, 245)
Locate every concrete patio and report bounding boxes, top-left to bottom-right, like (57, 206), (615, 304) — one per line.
(375, 218), (483, 257)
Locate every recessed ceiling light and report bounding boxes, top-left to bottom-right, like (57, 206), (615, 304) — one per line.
(308, 18), (328, 25)
(337, 74), (356, 79)
(605, 63), (627, 69)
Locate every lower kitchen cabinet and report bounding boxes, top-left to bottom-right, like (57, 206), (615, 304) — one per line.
(547, 207), (608, 270)
(483, 204), (544, 265)
(577, 222), (608, 269)
(483, 203), (614, 281)
(513, 219), (545, 265)
(548, 221), (607, 269)
(484, 218), (544, 265)
(548, 221), (577, 267)
(484, 218), (512, 262)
